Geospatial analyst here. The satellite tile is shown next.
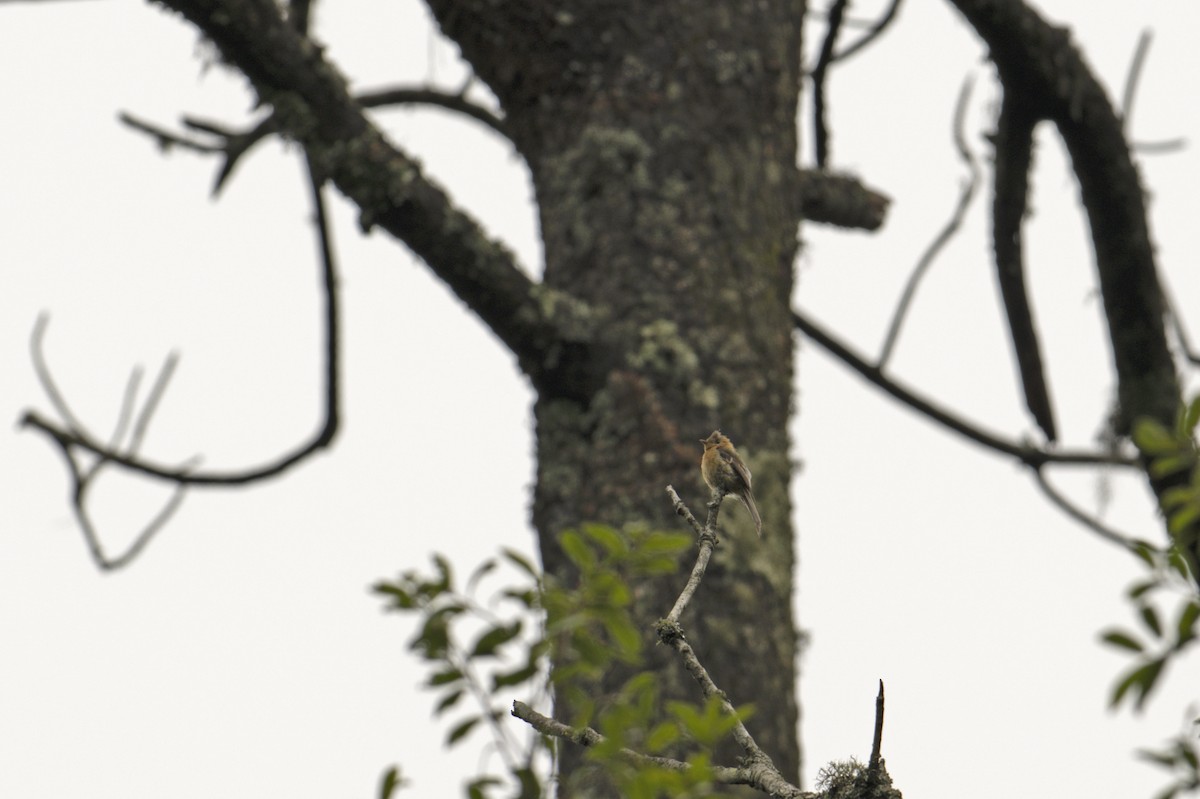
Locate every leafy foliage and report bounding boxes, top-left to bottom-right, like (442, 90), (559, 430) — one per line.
(373, 548), (549, 798)
(373, 525), (716, 797)
(1136, 712), (1200, 799)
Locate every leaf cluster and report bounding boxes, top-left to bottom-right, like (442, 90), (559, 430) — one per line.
(373, 549), (547, 798)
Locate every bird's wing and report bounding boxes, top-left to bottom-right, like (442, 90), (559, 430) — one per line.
(720, 448), (752, 488)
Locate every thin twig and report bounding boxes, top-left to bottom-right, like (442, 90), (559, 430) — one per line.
(1118, 30), (1188, 155)
(357, 87), (509, 139)
(21, 155), (342, 489)
(1031, 468), (1140, 551)
(832, 0), (903, 63)
(793, 310), (1138, 468)
(129, 352), (180, 454)
(878, 75), (979, 368)
(1120, 30), (1152, 131)
(30, 314), (87, 436)
(663, 486), (717, 624)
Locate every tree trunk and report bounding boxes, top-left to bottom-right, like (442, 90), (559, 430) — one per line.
(426, 1), (807, 792)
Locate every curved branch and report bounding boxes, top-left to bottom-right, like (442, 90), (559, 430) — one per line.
(832, 0), (904, 64)
(946, 0), (1191, 574)
(357, 86), (508, 138)
(793, 310), (1137, 469)
(992, 90), (1057, 442)
(21, 155), (340, 488)
(1031, 467), (1139, 552)
(946, 0), (1177, 431)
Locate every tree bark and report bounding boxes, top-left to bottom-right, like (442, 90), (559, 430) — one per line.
(425, 1), (807, 792)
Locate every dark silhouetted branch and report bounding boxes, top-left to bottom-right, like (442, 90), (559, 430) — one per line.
(357, 86), (508, 138)
(793, 310), (1137, 469)
(992, 90), (1057, 442)
(810, 0), (849, 169)
(832, 0), (904, 64)
(1031, 468), (1139, 551)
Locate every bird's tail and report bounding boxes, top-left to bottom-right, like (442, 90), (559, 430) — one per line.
(741, 492), (763, 538)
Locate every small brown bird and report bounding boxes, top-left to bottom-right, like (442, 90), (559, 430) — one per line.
(700, 430), (763, 537)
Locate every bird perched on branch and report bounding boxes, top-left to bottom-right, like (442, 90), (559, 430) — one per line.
(699, 430), (763, 537)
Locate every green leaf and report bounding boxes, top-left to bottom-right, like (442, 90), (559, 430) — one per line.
(470, 622), (523, 658)
(1134, 418), (1180, 455)
(1131, 541), (1160, 568)
(1168, 503), (1200, 534)
(372, 581), (415, 609)
(560, 530), (595, 571)
(378, 765), (405, 799)
(429, 554), (451, 590)
(465, 558), (497, 594)
(500, 588), (539, 608)
(1183, 394), (1200, 434)
(1100, 629), (1145, 653)
(1111, 659), (1165, 710)
(1161, 486), (1197, 510)
(491, 662), (540, 690)
(1137, 748), (1180, 768)
(1141, 605), (1164, 638)
(446, 715), (480, 746)
(427, 667), (462, 687)
(645, 720), (681, 752)
(1175, 601), (1200, 647)
(1152, 454), (1196, 479)
(501, 547), (540, 579)
(1167, 548), (1193, 581)
(583, 524), (627, 557)
(433, 688), (465, 716)
(466, 776), (502, 799)
(1128, 579), (1159, 601)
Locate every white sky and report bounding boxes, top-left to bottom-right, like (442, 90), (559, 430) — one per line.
(2, 1), (1199, 797)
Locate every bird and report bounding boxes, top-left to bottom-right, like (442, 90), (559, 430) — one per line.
(699, 430), (763, 537)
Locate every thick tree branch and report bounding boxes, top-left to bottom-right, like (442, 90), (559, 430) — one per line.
(946, 0), (1178, 432)
(154, 0), (596, 398)
(992, 92), (1057, 442)
(946, 0), (1193, 575)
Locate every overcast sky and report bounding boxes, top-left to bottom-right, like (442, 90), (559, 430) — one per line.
(2, 1), (1199, 797)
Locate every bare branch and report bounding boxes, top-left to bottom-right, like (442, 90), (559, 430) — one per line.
(810, 0), (849, 169)
(992, 87), (1057, 442)
(357, 86), (508, 139)
(662, 486), (718, 624)
(510, 701), (774, 790)
(1031, 468), (1140, 552)
(1120, 31), (1188, 155)
(793, 310), (1137, 468)
(947, 0), (1192, 573)
(878, 76), (979, 368)
(22, 156), (340, 503)
(832, 0), (904, 64)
